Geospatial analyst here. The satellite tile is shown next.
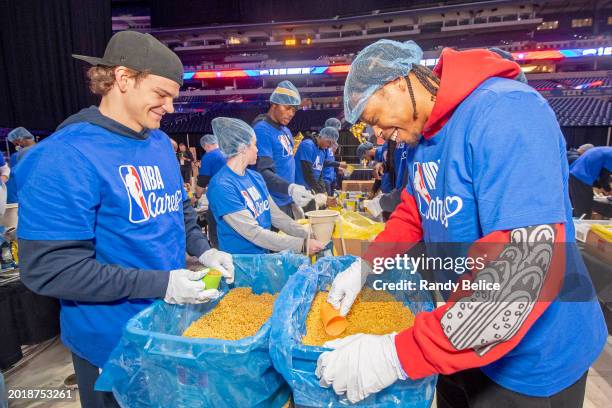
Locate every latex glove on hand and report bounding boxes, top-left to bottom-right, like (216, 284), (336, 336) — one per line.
(314, 193), (328, 208)
(327, 259), (370, 316)
(316, 333), (406, 403)
(198, 248), (235, 284)
(289, 183), (314, 207)
(364, 195), (383, 218)
(164, 269), (220, 304)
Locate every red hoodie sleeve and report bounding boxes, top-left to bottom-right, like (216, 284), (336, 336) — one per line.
(395, 223), (566, 379)
(364, 189), (423, 266)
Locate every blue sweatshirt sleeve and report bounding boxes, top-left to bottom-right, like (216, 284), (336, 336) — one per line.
(18, 238), (169, 302)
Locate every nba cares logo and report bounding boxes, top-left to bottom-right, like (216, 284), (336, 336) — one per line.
(119, 165), (150, 223)
(413, 161), (437, 206)
(278, 134), (293, 156)
(412, 160), (463, 228)
(119, 164), (182, 224)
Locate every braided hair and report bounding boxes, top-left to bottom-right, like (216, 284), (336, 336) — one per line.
(405, 64), (440, 120)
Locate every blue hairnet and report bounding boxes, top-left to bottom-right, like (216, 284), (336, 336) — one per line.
(488, 47), (527, 84)
(319, 126), (339, 142)
(324, 117), (342, 130)
(7, 127), (34, 142)
(270, 80), (301, 106)
(211, 117), (255, 157)
(200, 133), (218, 147)
(356, 142), (375, 160)
(344, 40), (423, 124)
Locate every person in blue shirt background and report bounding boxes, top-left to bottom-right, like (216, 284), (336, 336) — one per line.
(15, 31), (235, 408)
(253, 80), (314, 219)
(356, 141), (377, 165)
(295, 126), (342, 210)
(569, 146), (612, 218)
(195, 133), (227, 248)
(323, 117), (343, 195)
(6, 127), (37, 204)
(207, 117), (323, 256)
(196, 133), (226, 192)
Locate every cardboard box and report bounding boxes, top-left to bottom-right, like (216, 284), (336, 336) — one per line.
(332, 237), (369, 257)
(342, 180), (374, 192)
(584, 229), (612, 265)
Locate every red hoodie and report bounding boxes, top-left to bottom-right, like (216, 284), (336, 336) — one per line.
(363, 48), (566, 380)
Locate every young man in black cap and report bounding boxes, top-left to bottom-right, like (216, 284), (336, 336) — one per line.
(16, 31), (235, 407)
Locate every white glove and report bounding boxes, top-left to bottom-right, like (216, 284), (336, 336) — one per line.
(199, 248), (235, 284)
(164, 269), (220, 304)
(289, 183), (314, 207)
(316, 333), (406, 403)
(292, 203), (305, 220)
(327, 260), (369, 316)
(314, 193), (327, 208)
(364, 195), (383, 217)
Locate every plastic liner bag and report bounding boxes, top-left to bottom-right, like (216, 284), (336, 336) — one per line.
(333, 211), (384, 241)
(96, 251), (309, 408)
(269, 256), (437, 407)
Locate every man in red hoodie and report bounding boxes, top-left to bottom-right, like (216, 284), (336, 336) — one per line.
(316, 40), (607, 406)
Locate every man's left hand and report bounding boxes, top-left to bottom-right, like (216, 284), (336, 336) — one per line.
(316, 333), (406, 403)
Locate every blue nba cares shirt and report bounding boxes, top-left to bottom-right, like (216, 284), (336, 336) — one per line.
(207, 166), (272, 254)
(403, 77), (607, 396)
(17, 113), (187, 367)
(294, 138), (326, 189)
(253, 118), (295, 206)
(199, 147), (226, 178)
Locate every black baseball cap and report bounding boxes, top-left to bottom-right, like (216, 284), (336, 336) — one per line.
(73, 31), (184, 86)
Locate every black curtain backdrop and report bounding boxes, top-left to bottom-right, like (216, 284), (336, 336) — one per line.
(151, 0), (412, 27)
(0, 0), (111, 131)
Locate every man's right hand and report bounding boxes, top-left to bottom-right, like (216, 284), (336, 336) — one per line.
(289, 183), (315, 207)
(164, 269), (220, 304)
(327, 259), (370, 316)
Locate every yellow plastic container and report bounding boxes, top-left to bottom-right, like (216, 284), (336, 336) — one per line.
(591, 224), (612, 242)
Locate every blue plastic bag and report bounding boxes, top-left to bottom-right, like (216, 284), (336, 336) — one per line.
(269, 256), (437, 407)
(96, 251), (308, 408)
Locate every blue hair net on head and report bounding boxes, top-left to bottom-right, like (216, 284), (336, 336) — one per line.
(7, 127), (34, 142)
(200, 133), (218, 147)
(344, 40), (423, 124)
(356, 142), (375, 160)
(270, 80), (301, 106)
(324, 117), (342, 130)
(488, 47), (527, 84)
(319, 126), (339, 142)
(211, 117), (255, 157)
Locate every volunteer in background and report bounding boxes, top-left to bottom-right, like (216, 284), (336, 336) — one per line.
(196, 133), (226, 193)
(294, 126), (342, 210)
(569, 146), (612, 218)
(317, 39), (606, 406)
(178, 142), (194, 183)
(567, 143), (594, 165)
(356, 141), (376, 165)
(369, 142), (394, 199)
(207, 117), (324, 255)
(253, 80), (314, 218)
(5, 127), (38, 205)
(323, 117), (343, 195)
(16, 31), (235, 408)
(196, 133), (227, 248)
